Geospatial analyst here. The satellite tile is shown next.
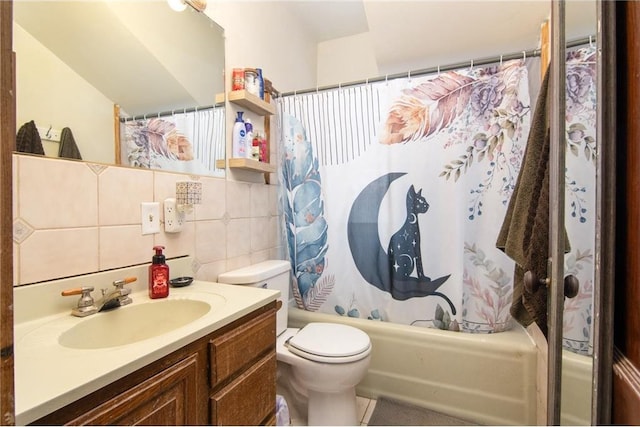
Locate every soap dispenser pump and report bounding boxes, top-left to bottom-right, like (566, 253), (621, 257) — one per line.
(149, 245), (169, 299)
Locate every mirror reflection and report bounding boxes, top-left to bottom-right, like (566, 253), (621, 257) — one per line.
(13, 1), (226, 176)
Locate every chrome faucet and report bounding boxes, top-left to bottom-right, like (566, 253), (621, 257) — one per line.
(62, 277), (137, 317)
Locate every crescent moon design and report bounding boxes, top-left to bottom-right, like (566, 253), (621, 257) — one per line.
(347, 172), (456, 313)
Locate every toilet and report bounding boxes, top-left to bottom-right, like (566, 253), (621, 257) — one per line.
(218, 260), (372, 426)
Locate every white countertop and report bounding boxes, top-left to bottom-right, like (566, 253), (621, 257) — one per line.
(14, 279), (279, 425)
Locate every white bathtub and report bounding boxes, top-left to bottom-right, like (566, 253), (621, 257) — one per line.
(561, 350), (593, 425)
(288, 307), (537, 425)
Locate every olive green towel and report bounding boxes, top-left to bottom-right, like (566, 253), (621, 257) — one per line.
(16, 120), (45, 155)
(496, 68), (569, 337)
(59, 127), (82, 160)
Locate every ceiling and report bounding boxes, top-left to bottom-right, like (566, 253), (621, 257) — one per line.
(285, 1), (597, 75)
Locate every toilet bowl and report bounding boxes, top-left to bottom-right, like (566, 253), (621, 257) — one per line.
(218, 260), (372, 426)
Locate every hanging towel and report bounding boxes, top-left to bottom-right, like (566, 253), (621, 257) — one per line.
(496, 67), (569, 337)
(58, 127), (82, 160)
(16, 120), (45, 155)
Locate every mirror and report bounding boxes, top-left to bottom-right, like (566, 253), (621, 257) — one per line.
(13, 1), (226, 176)
(561, 2), (597, 425)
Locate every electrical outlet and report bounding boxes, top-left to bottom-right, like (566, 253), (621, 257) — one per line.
(141, 202), (160, 235)
(164, 198), (184, 233)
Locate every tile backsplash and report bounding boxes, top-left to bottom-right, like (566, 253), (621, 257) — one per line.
(13, 154), (284, 286)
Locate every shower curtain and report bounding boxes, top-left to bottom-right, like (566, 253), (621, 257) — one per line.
(121, 106), (225, 175)
(278, 49), (595, 349)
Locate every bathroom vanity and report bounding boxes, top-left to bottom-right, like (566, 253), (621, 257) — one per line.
(14, 260), (280, 426)
(32, 302), (277, 425)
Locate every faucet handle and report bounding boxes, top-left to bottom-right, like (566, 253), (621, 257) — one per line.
(113, 276), (136, 289)
(61, 286), (98, 317)
(113, 277), (136, 306)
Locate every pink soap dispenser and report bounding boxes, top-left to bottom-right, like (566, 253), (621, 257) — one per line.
(149, 245), (169, 299)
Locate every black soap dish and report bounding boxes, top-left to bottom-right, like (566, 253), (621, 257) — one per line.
(170, 276), (194, 287)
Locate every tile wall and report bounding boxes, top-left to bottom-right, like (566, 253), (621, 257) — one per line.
(12, 153), (284, 287)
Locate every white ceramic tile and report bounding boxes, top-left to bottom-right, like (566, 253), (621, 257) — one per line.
(268, 184), (281, 217)
(268, 216), (280, 248)
(224, 254), (251, 272)
(363, 398), (377, 425)
(18, 155), (98, 228)
(195, 176), (226, 221)
(251, 217), (271, 252)
(99, 225), (154, 271)
(250, 249), (270, 265)
(195, 220), (226, 263)
(195, 260), (227, 282)
(19, 228), (99, 285)
(226, 218), (251, 258)
(251, 183), (270, 217)
(269, 246), (286, 260)
(99, 166), (153, 225)
(154, 221), (196, 260)
(13, 241), (19, 286)
(226, 181), (251, 218)
(356, 396), (370, 424)
(12, 154), (18, 220)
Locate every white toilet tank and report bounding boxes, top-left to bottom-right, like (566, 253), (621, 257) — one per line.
(218, 260), (291, 336)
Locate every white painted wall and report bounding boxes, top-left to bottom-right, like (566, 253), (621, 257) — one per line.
(205, 2), (318, 94)
(317, 32), (379, 87)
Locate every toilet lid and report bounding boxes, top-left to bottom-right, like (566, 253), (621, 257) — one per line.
(288, 323), (371, 360)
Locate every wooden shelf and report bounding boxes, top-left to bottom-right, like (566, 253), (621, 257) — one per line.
(228, 90), (275, 116)
(221, 158), (276, 173)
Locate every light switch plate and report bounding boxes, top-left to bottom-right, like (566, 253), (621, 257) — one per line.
(141, 202), (160, 235)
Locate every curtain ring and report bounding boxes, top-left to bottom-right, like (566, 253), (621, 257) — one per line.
(385, 74), (389, 85)
(522, 50), (526, 61)
(437, 65), (440, 75)
(470, 59), (474, 70)
(407, 70), (411, 82)
(500, 55), (503, 66)
(589, 35), (594, 48)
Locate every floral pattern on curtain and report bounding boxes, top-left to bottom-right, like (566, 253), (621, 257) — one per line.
(278, 49), (596, 343)
(279, 59), (532, 334)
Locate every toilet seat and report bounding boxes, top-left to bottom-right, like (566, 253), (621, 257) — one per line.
(287, 323), (371, 364)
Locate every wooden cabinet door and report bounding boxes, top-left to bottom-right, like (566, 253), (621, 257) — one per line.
(613, 1), (640, 423)
(69, 354), (199, 426)
(210, 353), (276, 426)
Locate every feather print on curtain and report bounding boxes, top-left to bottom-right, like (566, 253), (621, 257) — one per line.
(121, 106), (225, 175)
(279, 59), (533, 333)
(280, 115), (332, 310)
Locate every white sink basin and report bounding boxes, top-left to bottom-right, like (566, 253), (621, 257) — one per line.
(58, 299), (211, 349)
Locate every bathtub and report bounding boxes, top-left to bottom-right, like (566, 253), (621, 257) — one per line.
(561, 350), (593, 425)
(288, 307), (537, 425)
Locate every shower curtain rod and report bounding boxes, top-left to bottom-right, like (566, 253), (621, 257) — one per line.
(119, 103), (219, 122)
(277, 36), (594, 98)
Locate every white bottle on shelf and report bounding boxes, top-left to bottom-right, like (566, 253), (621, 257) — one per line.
(232, 111), (247, 158)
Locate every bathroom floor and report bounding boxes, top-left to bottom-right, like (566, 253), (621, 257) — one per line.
(285, 394), (377, 426)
